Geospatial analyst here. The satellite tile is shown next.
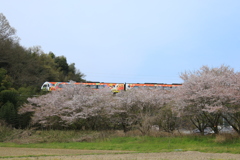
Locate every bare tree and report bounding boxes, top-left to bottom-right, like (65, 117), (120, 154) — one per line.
(0, 13), (18, 41)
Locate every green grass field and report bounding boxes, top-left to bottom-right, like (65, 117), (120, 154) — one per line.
(0, 129), (240, 154)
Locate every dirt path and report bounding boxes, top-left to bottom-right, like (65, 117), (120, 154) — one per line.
(0, 147), (240, 160)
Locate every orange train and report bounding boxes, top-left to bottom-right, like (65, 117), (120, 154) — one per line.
(41, 81), (182, 93)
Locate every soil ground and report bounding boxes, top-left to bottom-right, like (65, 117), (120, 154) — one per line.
(0, 147), (240, 160)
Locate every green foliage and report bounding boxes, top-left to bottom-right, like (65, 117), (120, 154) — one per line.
(48, 51), (55, 59)
(0, 13), (85, 91)
(0, 89), (19, 108)
(156, 105), (178, 133)
(0, 101), (18, 127)
(54, 56), (69, 76)
(0, 68), (12, 92)
(0, 68), (6, 82)
(53, 56), (85, 82)
(1, 43), (85, 89)
(0, 12), (86, 129)
(18, 86), (38, 104)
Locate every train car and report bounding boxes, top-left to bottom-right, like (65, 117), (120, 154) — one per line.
(41, 81), (123, 93)
(124, 83), (181, 90)
(41, 81), (182, 93)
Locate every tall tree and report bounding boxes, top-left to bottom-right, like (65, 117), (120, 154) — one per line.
(0, 13), (17, 41)
(0, 13), (18, 69)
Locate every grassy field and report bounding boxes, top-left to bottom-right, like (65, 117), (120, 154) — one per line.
(0, 129), (240, 154)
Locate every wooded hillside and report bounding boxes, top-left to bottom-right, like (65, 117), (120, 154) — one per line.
(0, 13), (85, 128)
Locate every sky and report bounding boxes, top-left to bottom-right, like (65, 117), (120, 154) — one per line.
(1, 0), (240, 84)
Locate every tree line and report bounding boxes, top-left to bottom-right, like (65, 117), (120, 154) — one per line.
(20, 65), (240, 135)
(0, 13), (85, 128)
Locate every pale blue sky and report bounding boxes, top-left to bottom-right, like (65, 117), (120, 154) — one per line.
(1, 0), (240, 83)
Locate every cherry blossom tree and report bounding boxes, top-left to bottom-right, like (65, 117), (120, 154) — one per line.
(19, 82), (174, 133)
(220, 72), (240, 134)
(19, 82), (116, 129)
(174, 65), (240, 134)
(114, 88), (173, 134)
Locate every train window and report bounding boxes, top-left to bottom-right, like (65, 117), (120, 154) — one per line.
(88, 85), (97, 89)
(133, 86), (139, 89)
(163, 86), (171, 90)
(58, 84), (63, 88)
(42, 84), (48, 89)
(149, 86), (155, 89)
(157, 86), (164, 89)
(97, 85), (105, 89)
